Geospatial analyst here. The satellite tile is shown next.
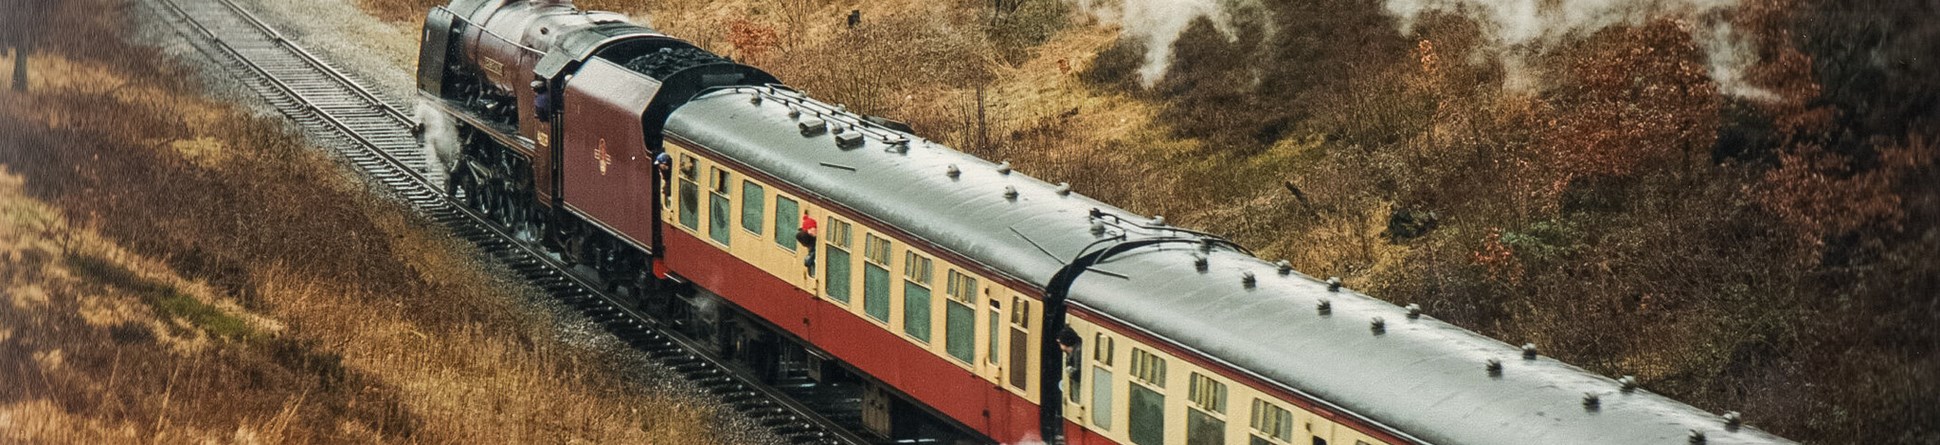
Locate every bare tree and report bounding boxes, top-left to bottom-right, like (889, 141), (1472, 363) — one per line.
(2, 0), (55, 91)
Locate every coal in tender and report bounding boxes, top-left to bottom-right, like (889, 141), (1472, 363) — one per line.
(623, 47), (734, 79)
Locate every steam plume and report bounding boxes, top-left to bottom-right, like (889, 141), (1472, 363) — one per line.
(1068, 0), (1267, 87)
(414, 100), (462, 185)
(1380, 0), (1776, 99)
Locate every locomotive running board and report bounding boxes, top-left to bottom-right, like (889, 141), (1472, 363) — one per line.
(418, 93), (539, 155)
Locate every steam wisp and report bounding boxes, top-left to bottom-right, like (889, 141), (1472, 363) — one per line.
(1067, 0), (1267, 87)
(1380, 0), (1775, 99)
(414, 100), (462, 185)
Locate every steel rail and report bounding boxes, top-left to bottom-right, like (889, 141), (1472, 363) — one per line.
(148, 0), (870, 443)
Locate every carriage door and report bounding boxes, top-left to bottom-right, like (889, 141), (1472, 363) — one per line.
(1009, 296), (1032, 391)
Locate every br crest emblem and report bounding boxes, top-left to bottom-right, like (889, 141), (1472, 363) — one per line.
(595, 138), (612, 174)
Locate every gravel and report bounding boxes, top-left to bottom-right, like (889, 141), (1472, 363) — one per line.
(129, 0), (783, 442)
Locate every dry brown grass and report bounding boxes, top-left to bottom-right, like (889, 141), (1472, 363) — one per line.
(0, 0), (739, 443)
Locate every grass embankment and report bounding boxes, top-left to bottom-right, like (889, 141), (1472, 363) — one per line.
(0, 0), (735, 443)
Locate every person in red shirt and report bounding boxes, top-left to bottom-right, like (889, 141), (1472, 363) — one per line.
(797, 212), (819, 274)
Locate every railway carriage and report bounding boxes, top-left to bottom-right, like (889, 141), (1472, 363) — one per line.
(414, 1), (1799, 444)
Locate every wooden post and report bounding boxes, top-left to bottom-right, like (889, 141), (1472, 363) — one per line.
(12, 43), (27, 92)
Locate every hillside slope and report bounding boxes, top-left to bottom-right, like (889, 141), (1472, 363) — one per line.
(0, 0), (761, 442)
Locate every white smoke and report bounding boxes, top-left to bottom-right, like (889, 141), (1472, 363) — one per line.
(1068, 0), (1268, 88)
(1380, 0), (1776, 99)
(413, 100), (462, 185)
(1004, 433), (1047, 445)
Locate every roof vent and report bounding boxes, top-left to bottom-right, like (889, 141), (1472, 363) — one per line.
(835, 131), (865, 149)
(1723, 412), (1742, 431)
(1055, 182), (1072, 196)
(787, 105), (801, 118)
(798, 117), (827, 136)
(1193, 256), (1209, 272)
(1003, 186), (1019, 200)
(1241, 271), (1257, 289)
(1618, 375), (1638, 393)
(1688, 430), (1706, 445)
(750, 95), (763, 105)
(1276, 260), (1293, 275)
(1369, 317), (1386, 335)
(996, 161), (1013, 175)
(1316, 299), (1332, 315)
(1522, 343), (1539, 360)
(1405, 303), (1422, 320)
(1326, 277), (1342, 292)
(1485, 358), (1503, 377)
(1090, 221), (1106, 236)
(1582, 393), (1601, 411)
(946, 164), (960, 179)
(883, 134), (909, 145)
(1150, 216), (1167, 226)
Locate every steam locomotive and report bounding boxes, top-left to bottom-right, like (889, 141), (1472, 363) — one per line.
(413, 1), (1797, 444)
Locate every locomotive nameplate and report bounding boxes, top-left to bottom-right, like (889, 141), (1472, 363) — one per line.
(481, 57), (505, 82)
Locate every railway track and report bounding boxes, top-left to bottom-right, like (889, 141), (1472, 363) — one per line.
(149, 0), (869, 443)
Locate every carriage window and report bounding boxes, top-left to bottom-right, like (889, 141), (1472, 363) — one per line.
(1093, 334), (1115, 365)
(678, 154), (697, 179)
(1189, 373), (1227, 414)
(1092, 365), (1115, 431)
(903, 252), (934, 343)
(1127, 349), (1167, 443)
(707, 167), (731, 246)
(773, 196), (800, 251)
(1007, 297), (1030, 390)
(823, 219), (853, 303)
(677, 155), (699, 229)
(986, 299), (1002, 366)
(944, 271), (977, 363)
(1187, 373), (1229, 445)
(862, 234), (892, 322)
(740, 181), (764, 235)
(1131, 349), (1166, 386)
(1251, 399), (1294, 444)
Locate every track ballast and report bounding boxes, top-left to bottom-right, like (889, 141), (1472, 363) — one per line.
(148, 0), (868, 443)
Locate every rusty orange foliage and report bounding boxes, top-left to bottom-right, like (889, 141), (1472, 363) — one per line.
(1471, 228), (1523, 284)
(1759, 136), (1933, 247)
(726, 18), (781, 66)
(1534, 20), (1721, 185)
